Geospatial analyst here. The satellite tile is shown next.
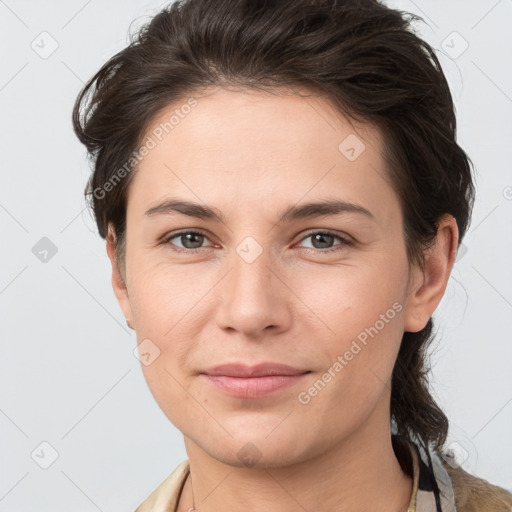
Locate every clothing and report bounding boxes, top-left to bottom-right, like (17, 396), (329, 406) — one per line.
(135, 435), (512, 511)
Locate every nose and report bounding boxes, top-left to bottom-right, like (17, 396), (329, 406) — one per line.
(214, 244), (292, 339)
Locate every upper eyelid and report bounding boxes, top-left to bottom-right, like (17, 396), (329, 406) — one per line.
(298, 229), (350, 240)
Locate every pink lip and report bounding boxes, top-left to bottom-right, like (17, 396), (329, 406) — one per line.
(200, 363), (310, 398)
(203, 362), (308, 377)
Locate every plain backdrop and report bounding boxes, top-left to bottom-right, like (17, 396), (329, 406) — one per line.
(0, 0), (511, 510)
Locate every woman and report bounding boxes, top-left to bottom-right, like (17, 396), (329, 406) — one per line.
(72, 0), (512, 510)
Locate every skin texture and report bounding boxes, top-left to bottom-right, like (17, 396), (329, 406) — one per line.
(106, 86), (458, 512)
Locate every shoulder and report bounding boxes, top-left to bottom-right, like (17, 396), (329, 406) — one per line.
(439, 456), (512, 512)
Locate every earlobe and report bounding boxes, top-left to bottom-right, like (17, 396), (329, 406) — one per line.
(106, 224), (134, 327)
(403, 214), (459, 333)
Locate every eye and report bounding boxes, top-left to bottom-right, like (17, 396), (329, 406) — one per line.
(162, 229), (353, 255)
(296, 230), (353, 253)
(163, 230), (214, 253)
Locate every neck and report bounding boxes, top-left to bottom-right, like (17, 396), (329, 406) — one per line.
(178, 411), (413, 512)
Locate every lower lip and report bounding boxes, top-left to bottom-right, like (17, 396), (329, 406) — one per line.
(202, 374), (309, 398)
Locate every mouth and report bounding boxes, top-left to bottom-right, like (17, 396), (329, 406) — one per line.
(200, 362), (311, 398)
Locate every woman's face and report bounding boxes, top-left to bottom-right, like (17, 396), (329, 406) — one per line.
(111, 87), (427, 467)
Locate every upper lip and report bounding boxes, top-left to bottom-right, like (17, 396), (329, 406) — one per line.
(202, 363), (310, 378)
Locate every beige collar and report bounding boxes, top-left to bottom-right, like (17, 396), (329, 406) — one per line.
(135, 438), (445, 512)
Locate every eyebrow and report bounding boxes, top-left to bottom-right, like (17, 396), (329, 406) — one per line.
(144, 198), (375, 223)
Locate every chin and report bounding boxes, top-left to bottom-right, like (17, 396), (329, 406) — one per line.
(212, 445), (307, 470)
(195, 427), (316, 470)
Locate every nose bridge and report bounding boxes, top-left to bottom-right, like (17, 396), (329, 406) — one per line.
(215, 236), (290, 335)
(233, 239), (274, 292)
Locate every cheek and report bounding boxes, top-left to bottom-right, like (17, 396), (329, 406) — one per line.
(127, 259), (204, 403)
(128, 254), (208, 333)
(294, 252), (408, 337)
(295, 256), (408, 395)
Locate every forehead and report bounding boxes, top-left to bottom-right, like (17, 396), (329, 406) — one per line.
(143, 86), (382, 157)
(126, 86), (396, 224)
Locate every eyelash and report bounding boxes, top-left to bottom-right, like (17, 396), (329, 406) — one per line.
(162, 229), (353, 255)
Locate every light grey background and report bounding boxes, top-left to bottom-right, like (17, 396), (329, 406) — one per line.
(0, 0), (511, 510)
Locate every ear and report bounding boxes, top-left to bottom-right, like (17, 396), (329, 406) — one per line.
(106, 224), (134, 328)
(403, 214), (459, 333)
